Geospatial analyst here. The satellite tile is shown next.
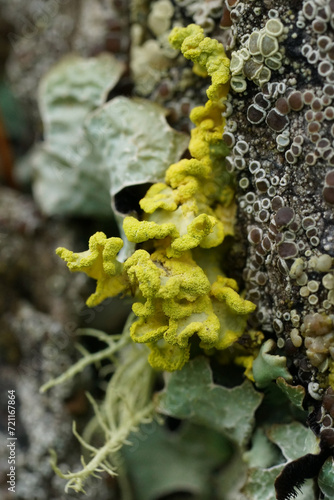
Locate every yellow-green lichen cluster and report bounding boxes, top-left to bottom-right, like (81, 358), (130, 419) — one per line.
(168, 23), (230, 102)
(56, 25), (256, 372)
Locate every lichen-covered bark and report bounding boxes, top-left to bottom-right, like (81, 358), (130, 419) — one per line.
(133, 0), (334, 492)
(228, 1), (334, 399)
(223, 0), (334, 493)
(139, 0), (334, 422)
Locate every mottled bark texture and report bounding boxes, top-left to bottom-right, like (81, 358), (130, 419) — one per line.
(0, 186), (130, 500)
(225, 0), (334, 484)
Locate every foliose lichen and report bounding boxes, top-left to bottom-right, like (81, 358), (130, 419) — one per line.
(57, 24), (257, 372)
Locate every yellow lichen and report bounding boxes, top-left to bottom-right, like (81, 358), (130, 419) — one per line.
(56, 25), (257, 372)
(148, 339), (190, 371)
(121, 245), (256, 370)
(153, 249), (211, 300)
(124, 249), (213, 352)
(165, 304), (220, 349)
(235, 356), (256, 382)
(139, 183), (177, 213)
(210, 298), (252, 350)
(170, 213), (223, 256)
(168, 24), (230, 102)
(165, 158), (211, 190)
(123, 216), (178, 243)
(130, 314), (169, 344)
(56, 232), (127, 307)
(124, 249), (162, 302)
(211, 276), (256, 315)
(189, 99), (228, 166)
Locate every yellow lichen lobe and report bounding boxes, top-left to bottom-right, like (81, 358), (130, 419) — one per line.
(148, 339), (190, 371)
(56, 232), (127, 307)
(189, 99), (228, 171)
(154, 249), (211, 300)
(130, 314), (168, 344)
(170, 213), (223, 257)
(139, 183), (177, 213)
(120, 243), (256, 371)
(123, 216), (179, 243)
(168, 24), (230, 101)
(56, 232), (122, 277)
(211, 276), (257, 315)
(165, 158), (211, 187)
(124, 249), (162, 298)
